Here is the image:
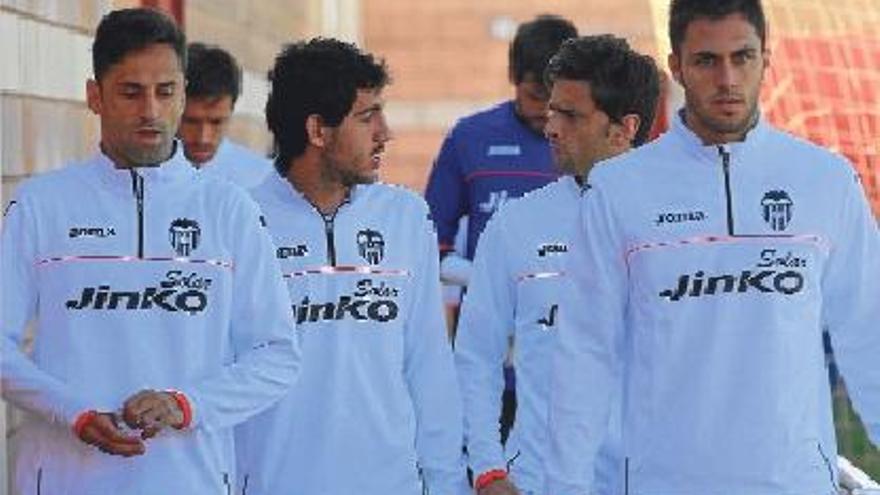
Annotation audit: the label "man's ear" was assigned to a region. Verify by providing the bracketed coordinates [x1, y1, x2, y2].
[305, 114, 328, 148]
[611, 114, 641, 149]
[86, 79, 101, 115]
[668, 52, 683, 86]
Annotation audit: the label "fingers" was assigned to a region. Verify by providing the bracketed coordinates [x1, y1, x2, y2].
[78, 413, 146, 457]
[122, 389, 156, 429]
[122, 390, 185, 435]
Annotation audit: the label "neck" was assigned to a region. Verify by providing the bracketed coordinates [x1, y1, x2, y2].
[286, 154, 350, 215]
[683, 108, 758, 145]
[101, 141, 174, 170]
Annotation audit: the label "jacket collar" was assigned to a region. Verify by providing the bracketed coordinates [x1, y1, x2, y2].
[92, 141, 196, 194]
[669, 108, 771, 165]
[266, 171, 362, 217]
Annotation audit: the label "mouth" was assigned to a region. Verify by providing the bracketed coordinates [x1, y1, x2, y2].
[370, 147, 385, 168]
[135, 128, 164, 143]
[712, 96, 746, 112]
[187, 147, 216, 163]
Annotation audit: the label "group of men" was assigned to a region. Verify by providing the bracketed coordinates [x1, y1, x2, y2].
[2, 1, 878, 495]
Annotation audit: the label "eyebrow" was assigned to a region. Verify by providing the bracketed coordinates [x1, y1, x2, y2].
[353, 103, 383, 116]
[692, 44, 758, 57]
[548, 102, 577, 114]
[116, 80, 179, 88]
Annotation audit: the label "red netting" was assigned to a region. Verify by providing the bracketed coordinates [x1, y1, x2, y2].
[761, 1, 879, 217]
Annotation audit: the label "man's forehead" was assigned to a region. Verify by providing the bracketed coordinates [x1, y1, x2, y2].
[185, 94, 233, 110]
[551, 79, 595, 106]
[352, 88, 384, 109]
[101, 44, 184, 83]
[680, 14, 762, 53]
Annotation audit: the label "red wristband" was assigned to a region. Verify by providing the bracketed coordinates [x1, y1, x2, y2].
[72, 410, 98, 438]
[474, 469, 507, 490]
[166, 390, 192, 429]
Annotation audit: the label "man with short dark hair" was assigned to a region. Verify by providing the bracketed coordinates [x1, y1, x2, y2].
[424, 13, 577, 448]
[548, 0, 880, 493]
[235, 38, 465, 495]
[179, 42, 272, 187]
[1, 9, 299, 494]
[456, 35, 660, 495]
[424, 14, 577, 286]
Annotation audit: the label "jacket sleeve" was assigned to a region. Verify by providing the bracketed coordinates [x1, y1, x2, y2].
[403, 201, 468, 493]
[822, 168, 880, 445]
[425, 126, 467, 254]
[1, 191, 93, 426]
[454, 211, 515, 477]
[182, 192, 301, 431]
[546, 182, 626, 494]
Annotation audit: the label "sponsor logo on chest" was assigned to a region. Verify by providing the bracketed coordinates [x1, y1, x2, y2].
[66, 270, 214, 314]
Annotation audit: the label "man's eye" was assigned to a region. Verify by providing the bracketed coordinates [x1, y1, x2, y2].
[733, 52, 756, 64]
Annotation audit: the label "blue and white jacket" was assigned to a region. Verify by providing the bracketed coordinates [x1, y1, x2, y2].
[424, 100, 558, 259]
[547, 113, 880, 495]
[1, 146, 300, 495]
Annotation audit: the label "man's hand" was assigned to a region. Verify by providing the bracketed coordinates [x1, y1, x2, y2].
[122, 389, 185, 439]
[76, 412, 146, 457]
[477, 477, 520, 495]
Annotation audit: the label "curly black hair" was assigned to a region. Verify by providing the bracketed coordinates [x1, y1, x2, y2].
[265, 38, 389, 175]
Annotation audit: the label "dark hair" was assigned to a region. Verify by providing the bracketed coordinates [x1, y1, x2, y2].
[509, 14, 578, 85]
[185, 42, 242, 104]
[545, 35, 661, 146]
[266, 38, 389, 175]
[669, 0, 766, 54]
[92, 8, 186, 81]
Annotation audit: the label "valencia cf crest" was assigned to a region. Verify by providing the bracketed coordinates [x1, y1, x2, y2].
[760, 190, 793, 231]
[169, 218, 201, 256]
[357, 229, 385, 265]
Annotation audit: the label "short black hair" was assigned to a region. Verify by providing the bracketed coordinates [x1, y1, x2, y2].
[92, 8, 186, 81]
[669, 0, 767, 54]
[185, 42, 242, 104]
[266, 38, 389, 175]
[509, 14, 578, 85]
[545, 35, 661, 146]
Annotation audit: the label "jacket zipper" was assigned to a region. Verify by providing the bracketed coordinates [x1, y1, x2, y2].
[323, 214, 337, 266]
[221, 472, 232, 495]
[36, 467, 42, 495]
[130, 169, 145, 258]
[624, 457, 630, 495]
[717, 146, 734, 235]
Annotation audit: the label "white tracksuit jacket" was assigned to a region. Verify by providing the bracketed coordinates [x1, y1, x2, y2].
[236, 173, 465, 494]
[1, 147, 300, 495]
[547, 113, 880, 495]
[455, 176, 620, 494]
